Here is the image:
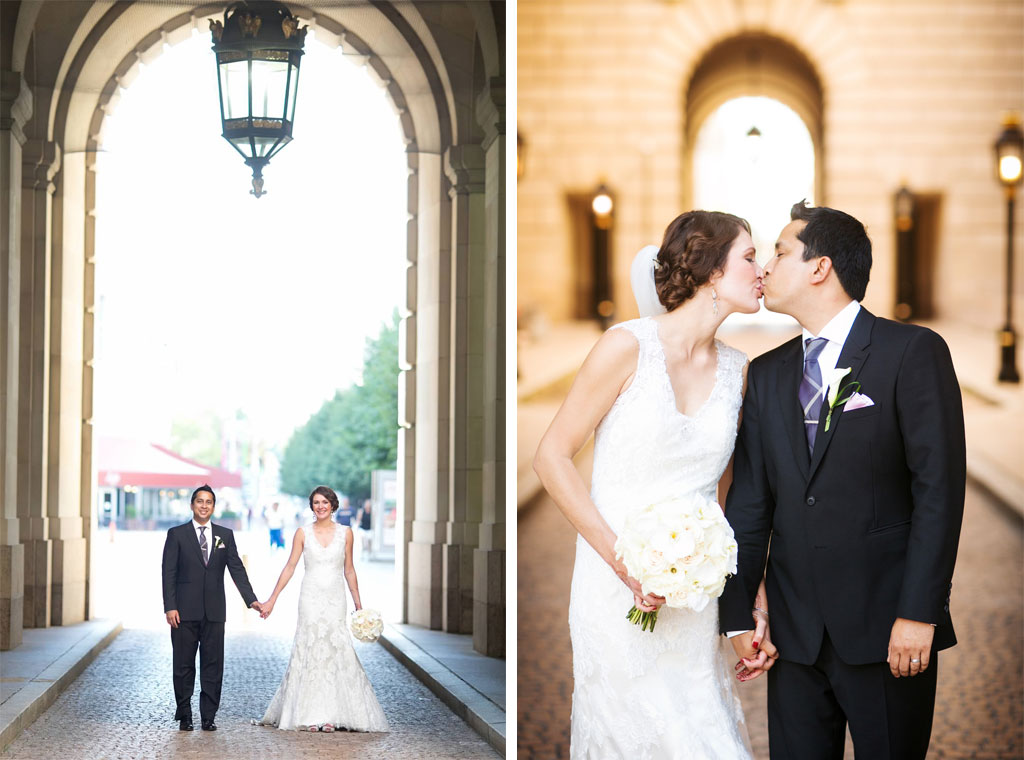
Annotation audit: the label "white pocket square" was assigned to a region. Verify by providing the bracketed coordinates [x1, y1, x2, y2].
[844, 392, 874, 411]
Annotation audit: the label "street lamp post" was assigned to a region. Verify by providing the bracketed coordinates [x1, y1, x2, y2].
[994, 115, 1023, 383]
[894, 185, 916, 322]
[210, 1, 307, 198]
[591, 183, 615, 327]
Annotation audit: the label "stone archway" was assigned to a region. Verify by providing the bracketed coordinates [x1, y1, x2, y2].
[684, 33, 824, 212]
[1, 0, 504, 657]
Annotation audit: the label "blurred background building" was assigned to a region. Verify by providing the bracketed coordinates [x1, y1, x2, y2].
[518, 0, 1022, 333]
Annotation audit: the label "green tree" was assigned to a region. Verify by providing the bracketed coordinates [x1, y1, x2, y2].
[280, 312, 399, 501]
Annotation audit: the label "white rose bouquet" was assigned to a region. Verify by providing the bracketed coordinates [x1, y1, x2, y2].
[614, 493, 738, 632]
[350, 609, 384, 643]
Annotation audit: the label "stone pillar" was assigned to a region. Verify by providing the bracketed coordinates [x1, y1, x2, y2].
[406, 151, 451, 629]
[0, 70, 32, 649]
[18, 138, 59, 628]
[397, 154, 418, 625]
[473, 78, 505, 657]
[442, 144, 486, 634]
[46, 149, 87, 627]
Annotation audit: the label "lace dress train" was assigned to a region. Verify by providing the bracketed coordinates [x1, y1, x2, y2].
[260, 524, 389, 732]
[568, 317, 753, 759]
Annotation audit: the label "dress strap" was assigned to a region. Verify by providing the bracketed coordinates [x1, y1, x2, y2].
[608, 318, 657, 390]
[716, 342, 749, 400]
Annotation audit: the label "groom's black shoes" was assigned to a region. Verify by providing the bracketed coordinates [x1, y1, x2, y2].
[178, 718, 194, 731]
[201, 720, 217, 731]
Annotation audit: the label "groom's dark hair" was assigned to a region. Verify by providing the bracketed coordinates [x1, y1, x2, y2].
[190, 484, 215, 505]
[790, 200, 872, 301]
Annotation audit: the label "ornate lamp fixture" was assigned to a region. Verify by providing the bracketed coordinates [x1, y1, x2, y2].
[210, 1, 307, 198]
[994, 114, 1023, 382]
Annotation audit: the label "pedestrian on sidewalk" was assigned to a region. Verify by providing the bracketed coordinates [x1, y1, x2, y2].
[264, 502, 285, 550]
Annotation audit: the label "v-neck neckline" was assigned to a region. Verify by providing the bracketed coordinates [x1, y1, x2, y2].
[310, 522, 338, 550]
[650, 318, 723, 420]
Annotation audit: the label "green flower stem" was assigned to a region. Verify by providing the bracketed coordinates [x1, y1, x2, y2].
[824, 380, 861, 432]
[625, 605, 659, 632]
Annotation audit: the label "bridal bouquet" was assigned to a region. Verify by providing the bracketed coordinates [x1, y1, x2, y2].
[350, 609, 384, 643]
[614, 493, 738, 632]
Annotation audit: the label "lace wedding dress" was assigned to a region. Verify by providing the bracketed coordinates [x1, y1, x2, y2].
[260, 523, 389, 731]
[568, 317, 753, 759]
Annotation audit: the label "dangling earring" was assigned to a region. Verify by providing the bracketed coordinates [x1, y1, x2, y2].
[711, 287, 719, 316]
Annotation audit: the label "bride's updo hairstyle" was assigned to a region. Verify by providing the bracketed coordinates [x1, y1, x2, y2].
[309, 485, 340, 513]
[653, 210, 751, 312]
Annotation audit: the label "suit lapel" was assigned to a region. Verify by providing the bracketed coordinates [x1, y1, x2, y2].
[808, 308, 875, 480]
[777, 338, 810, 480]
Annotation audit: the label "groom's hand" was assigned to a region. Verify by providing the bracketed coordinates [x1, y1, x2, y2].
[887, 617, 934, 678]
[250, 600, 264, 614]
[165, 610, 180, 628]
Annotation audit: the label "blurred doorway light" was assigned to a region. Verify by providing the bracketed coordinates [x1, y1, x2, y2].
[693, 96, 815, 326]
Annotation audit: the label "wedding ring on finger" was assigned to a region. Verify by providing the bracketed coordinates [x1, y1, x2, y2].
[910, 658, 921, 664]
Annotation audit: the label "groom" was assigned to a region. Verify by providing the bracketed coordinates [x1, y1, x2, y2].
[721, 202, 965, 759]
[162, 484, 263, 731]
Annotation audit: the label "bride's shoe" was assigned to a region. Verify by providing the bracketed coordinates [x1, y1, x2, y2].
[321, 723, 336, 733]
[306, 725, 319, 732]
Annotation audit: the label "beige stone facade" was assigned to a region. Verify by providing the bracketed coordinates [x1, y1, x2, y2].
[0, 1, 504, 657]
[517, 0, 1024, 330]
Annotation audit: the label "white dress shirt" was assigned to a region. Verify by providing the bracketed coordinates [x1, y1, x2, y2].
[725, 300, 861, 638]
[802, 300, 861, 399]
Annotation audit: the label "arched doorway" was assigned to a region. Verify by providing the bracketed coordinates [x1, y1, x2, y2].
[1, 1, 504, 657]
[685, 33, 824, 325]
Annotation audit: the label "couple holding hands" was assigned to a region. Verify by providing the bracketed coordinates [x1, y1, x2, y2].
[161, 484, 388, 734]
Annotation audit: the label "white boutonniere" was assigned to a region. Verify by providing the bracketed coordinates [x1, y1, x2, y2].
[824, 367, 861, 432]
[213, 536, 225, 550]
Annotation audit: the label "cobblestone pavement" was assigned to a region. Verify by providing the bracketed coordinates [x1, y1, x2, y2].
[3, 628, 498, 759]
[518, 466, 1023, 760]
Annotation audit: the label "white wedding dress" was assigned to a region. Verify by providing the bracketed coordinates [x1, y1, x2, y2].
[260, 523, 389, 731]
[568, 317, 753, 759]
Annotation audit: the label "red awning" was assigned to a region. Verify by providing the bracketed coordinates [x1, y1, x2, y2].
[96, 436, 242, 489]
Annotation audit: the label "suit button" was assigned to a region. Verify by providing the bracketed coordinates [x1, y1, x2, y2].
[944, 605, 949, 612]
[806, 496, 816, 506]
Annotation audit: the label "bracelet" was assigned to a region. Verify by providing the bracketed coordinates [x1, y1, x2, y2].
[752, 607, 769, 619]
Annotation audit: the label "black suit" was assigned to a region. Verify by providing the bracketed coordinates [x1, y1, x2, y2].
[161, 521, 257, 723]
[720, 308, 965, 759]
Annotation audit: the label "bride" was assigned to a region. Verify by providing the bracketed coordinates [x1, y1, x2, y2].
[534, 211, 777, 759]
[255, 486, 388, 732]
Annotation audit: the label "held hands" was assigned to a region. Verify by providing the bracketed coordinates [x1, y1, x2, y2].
[887, 617, 934, 678]
[730, 608, 779, 682]
[165, 610, 180, 628]
[257, 598, 275, 619]
[250, 600, 265, 615]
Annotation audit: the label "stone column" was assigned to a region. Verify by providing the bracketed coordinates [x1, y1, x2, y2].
[19, 138, 59, 628]
[397, 154, 418, 624]
[46, 149, 87, 627]
[0, 70, 32, 649]
[442, 144, 486, 634]
[406, 151, 451, 629]
[473, 78, 505, 657]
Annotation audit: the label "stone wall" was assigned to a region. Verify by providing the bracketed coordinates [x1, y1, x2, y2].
[518, 0, 1024, 329]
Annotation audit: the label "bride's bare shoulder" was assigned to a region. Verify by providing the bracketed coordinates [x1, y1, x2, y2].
[588, 321, 641, 363]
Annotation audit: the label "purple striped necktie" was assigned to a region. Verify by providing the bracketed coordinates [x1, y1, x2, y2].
[798, 337, 828, 452]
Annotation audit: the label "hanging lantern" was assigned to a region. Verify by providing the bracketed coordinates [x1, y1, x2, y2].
[210, 1, 307, 197]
